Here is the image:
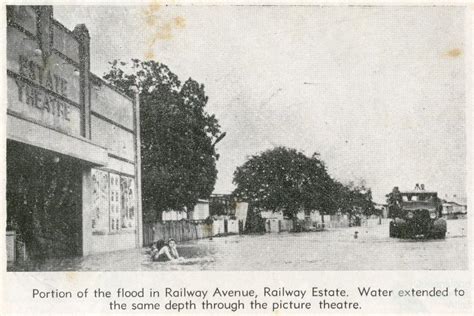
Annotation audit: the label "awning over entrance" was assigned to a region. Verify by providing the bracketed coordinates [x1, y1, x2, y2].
[7, 114, 108, 166]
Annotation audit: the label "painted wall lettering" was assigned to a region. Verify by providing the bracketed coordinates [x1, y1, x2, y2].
[19, 55, 68, 97]
[15, 79, 71, 121]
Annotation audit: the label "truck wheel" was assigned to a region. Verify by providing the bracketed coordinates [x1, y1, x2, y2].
[432, 219, 447, 239]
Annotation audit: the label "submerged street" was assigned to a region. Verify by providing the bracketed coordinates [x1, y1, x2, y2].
[11, 219, 467, 271]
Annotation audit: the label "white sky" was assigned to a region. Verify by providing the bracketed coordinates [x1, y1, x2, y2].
[54, 5, 467, 203]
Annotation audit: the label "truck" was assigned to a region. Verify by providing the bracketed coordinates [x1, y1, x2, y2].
[387, 185, 446, 239]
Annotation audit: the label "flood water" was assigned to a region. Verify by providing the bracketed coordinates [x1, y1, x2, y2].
[9, 219, 468, 271]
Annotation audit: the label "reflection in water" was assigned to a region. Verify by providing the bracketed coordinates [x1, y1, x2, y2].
[9, 219, 468, 271]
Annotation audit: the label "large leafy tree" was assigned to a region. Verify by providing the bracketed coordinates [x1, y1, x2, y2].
[339, 181, 376, 217]
[232, 147, 338, 219]
[300, 153, 340, 219]
[233, 147, 375, 222]
[104, 59, 224, 221]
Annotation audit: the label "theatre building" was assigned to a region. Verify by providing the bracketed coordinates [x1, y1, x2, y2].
[6, 6, 143, 262]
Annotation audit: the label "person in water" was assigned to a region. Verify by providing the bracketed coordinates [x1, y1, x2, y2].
[151, 239, 183, 262]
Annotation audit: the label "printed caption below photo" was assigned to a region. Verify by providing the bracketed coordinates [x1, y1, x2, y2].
[31, 286, 467, 312]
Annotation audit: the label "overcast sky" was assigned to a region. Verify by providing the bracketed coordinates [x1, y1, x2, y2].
[55, 5, 466, 203]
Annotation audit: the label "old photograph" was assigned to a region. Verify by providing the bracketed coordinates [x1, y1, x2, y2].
[5, 4, 467, 271]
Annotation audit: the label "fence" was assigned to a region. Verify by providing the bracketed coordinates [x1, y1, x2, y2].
[143, 221, 213, 246]
[143, 219, 242, 246]
[324, 219, 350, 229]
[265, 219, 318, 233]
[361, 217, 388, 227]
[280, 219, 294, 232]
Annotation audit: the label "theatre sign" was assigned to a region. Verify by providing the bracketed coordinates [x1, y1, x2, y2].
[9, 54, 79, 134]
[6, 6, 143, 262]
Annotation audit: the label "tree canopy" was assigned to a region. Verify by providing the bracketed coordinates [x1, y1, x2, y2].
[233, 147, 336, 218]
[337, 181, 376, 217]
[104, 59, 224, 221]
[232, 147, 374, 219]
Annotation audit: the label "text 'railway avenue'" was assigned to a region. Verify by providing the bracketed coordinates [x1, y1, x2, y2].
[162, 287, 348, 299]
[165, 288, 256, 299]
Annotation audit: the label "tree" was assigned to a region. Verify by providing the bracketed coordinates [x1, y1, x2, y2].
[335, 180, 376, 221]
[243, 204, 267, 234]
[233, 147, 376, 228]
[301, 154, 340, 221]
[359, 187, 376, 216]
[104, 59, 224, 221]
[232, 147, 338, 219]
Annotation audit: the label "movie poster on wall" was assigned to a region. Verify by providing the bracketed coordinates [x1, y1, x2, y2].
[91, 168, 109, 234]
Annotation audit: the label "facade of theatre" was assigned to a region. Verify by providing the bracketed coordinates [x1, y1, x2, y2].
[6, 6, 143, 260]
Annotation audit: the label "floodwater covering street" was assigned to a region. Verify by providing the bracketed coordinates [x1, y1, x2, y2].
[11, 219, 468, 271]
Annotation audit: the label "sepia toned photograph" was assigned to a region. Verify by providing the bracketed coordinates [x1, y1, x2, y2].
[5, 4, 467, 272]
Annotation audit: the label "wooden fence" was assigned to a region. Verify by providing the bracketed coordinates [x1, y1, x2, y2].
[143, 221, 214, 246]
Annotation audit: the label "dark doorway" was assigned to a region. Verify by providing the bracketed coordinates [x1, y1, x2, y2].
[7, 140, 83, 259]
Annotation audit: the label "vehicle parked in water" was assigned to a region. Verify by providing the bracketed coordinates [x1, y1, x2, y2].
[387, 185, 446, 239]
